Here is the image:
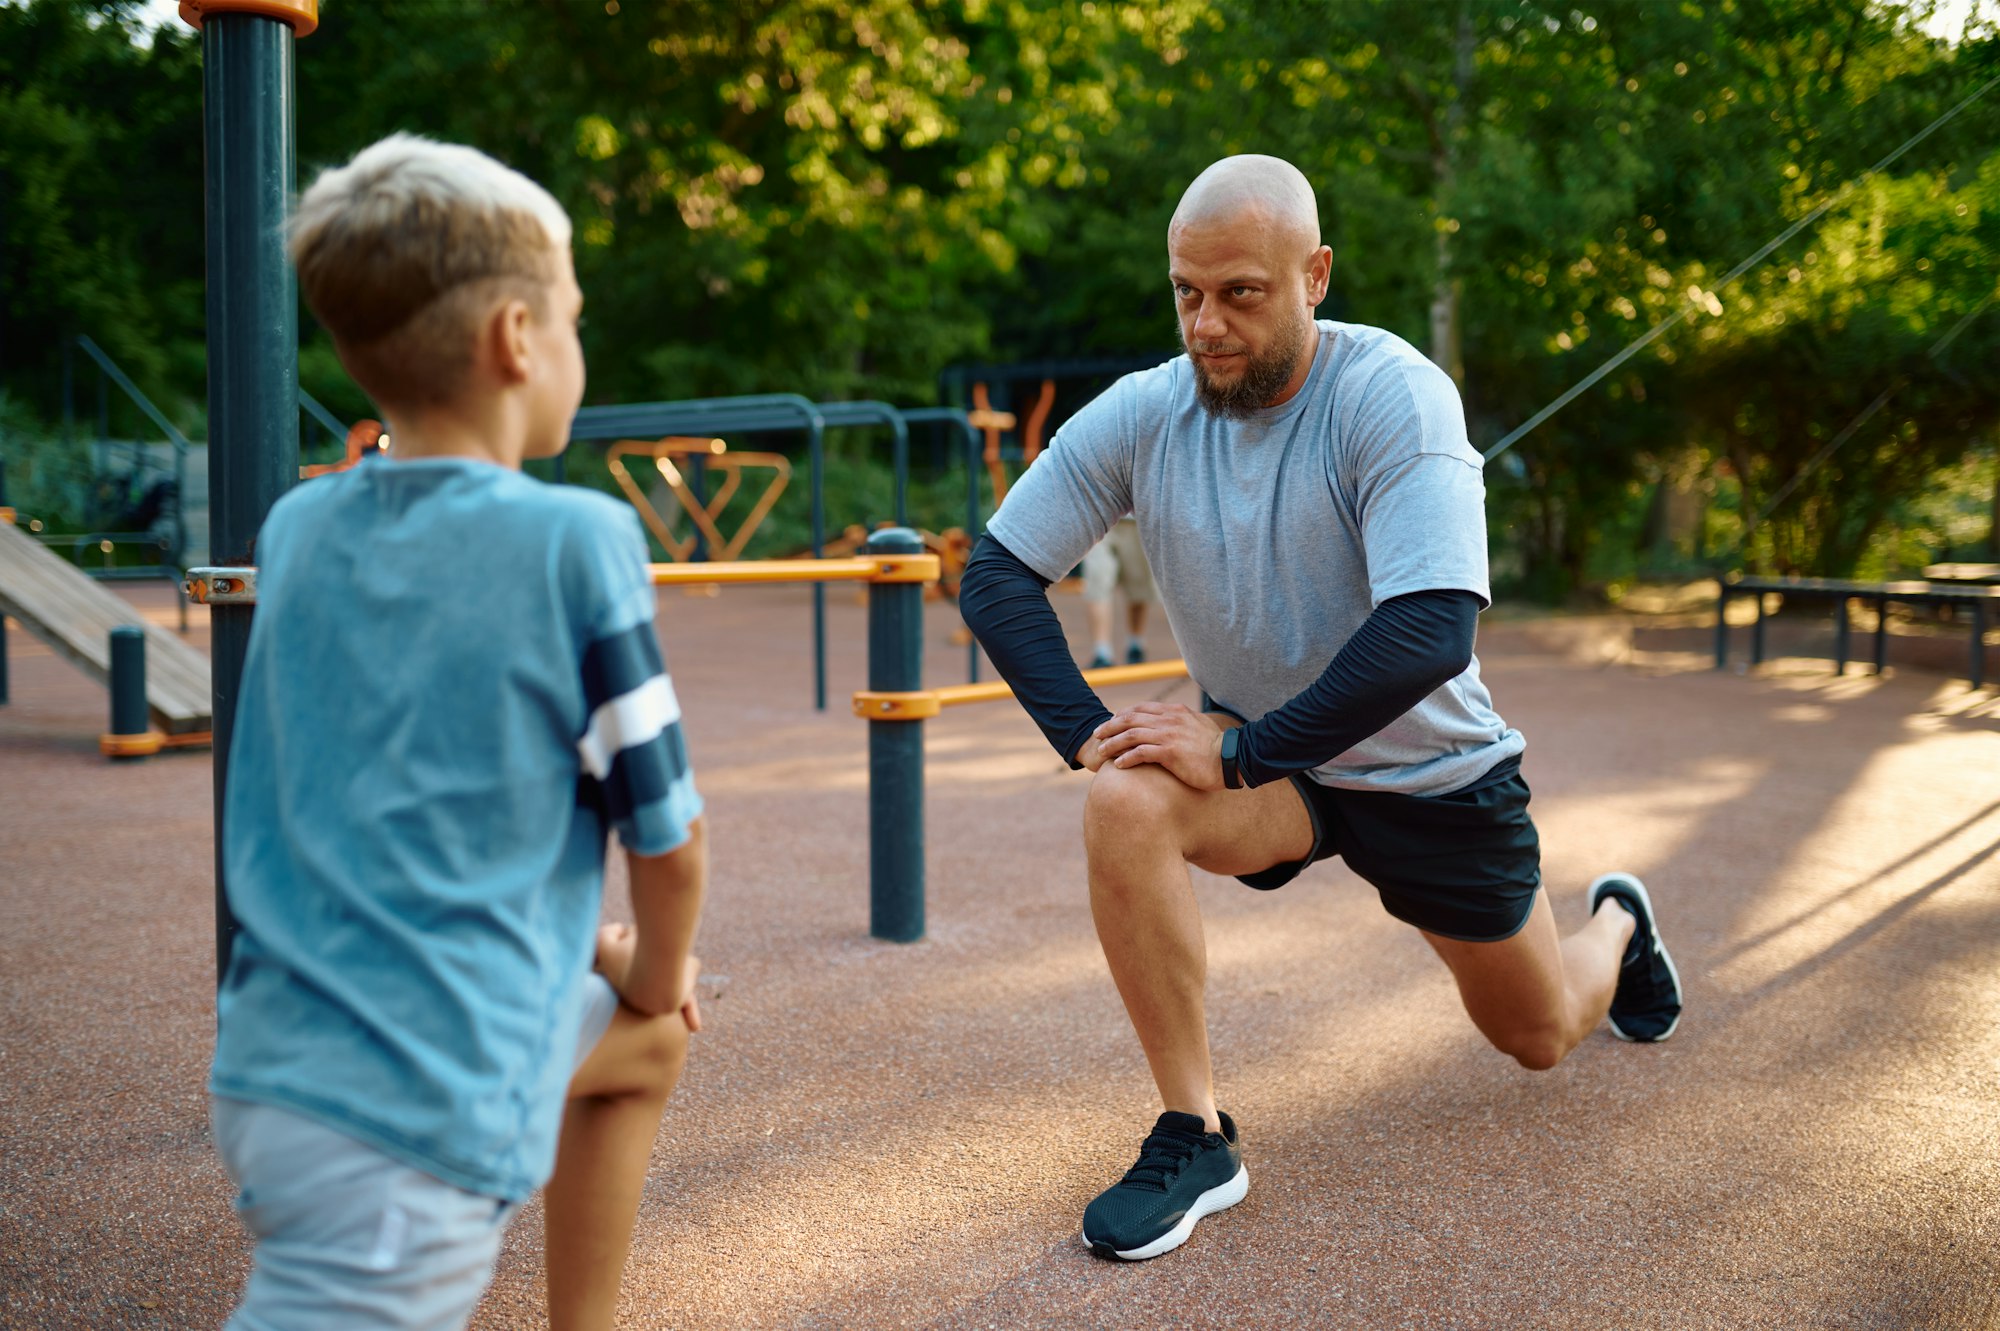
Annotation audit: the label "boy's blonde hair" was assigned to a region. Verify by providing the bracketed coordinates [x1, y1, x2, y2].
[290, 134, 573, 409]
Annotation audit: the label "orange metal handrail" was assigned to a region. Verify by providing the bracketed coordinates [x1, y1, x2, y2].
[853, 658, 1190, 720]
[650, 555, 937, 587]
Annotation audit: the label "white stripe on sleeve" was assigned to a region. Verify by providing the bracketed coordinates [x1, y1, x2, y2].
[577, 675, 682, 780]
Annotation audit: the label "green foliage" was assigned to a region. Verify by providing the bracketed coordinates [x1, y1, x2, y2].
[0, 2, 204, 429]
[1, 0, 1996, 599]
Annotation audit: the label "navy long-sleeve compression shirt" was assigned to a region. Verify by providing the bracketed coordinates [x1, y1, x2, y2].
[957, 534, 1479, 786]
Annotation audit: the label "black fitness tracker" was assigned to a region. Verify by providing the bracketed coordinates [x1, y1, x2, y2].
[1219, 726, 1243, 789]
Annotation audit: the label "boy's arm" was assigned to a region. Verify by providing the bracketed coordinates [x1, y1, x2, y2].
[610, 818, 708, 1020]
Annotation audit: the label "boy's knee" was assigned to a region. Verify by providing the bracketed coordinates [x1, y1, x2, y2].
[622, 1010, 690, 1098]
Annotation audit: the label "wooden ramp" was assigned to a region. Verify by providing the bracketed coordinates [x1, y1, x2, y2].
[0, 519, 211, 734]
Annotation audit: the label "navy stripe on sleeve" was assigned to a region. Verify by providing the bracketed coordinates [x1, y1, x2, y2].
[581, 621, 668, 714]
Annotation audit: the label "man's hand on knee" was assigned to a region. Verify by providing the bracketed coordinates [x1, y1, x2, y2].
[1093, 702, 1229, 792]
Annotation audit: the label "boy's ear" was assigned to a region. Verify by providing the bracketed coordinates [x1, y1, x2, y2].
[488, 297, 535, 385]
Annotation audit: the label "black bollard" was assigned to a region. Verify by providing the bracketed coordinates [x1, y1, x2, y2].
[865, 527, 925, 942]
[103, 626, 159, 760]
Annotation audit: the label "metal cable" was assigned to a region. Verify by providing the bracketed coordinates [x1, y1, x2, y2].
[1483, 69, 2000, 463]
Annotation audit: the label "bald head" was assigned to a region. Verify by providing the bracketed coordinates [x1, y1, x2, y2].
[1169, 154, 1320, 249]
[1166, 155, 1331, 417]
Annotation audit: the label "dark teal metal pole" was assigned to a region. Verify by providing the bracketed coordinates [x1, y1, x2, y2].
[811, 423, 827, 710]
[199, 10, 300, 982]
[108, 626, 150, 751]
[865, 527, 924, 942]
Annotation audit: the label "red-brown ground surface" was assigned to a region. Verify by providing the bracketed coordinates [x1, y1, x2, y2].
[2, 583, 1997, 1329]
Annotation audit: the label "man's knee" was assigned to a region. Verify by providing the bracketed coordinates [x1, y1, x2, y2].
[1488, 1020, 1574, 1072]
[1084, 763, 1192, 858]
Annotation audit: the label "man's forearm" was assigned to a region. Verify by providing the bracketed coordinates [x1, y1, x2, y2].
[958, 535, 1112, 766]
[1236, 590, 1479, 787]
[619, 817, 707, 1015]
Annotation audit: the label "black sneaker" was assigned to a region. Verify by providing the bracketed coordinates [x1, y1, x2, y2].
[1088, 649, 1114, 670]
[1589, 873, 1683, 1042]
[1125, 642, 1146, 665]
[1081, 1111, 1247, 1260]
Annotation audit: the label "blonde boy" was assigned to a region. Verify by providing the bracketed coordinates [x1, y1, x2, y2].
[209, 135, 705, 1331]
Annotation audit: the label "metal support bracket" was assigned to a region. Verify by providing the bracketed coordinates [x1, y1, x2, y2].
[186, 567, 258, 605]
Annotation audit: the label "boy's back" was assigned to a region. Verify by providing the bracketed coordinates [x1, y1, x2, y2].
[211, 459, 697, 1200]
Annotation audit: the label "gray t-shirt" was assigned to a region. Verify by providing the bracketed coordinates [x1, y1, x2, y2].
[987, 319, 1524, 796]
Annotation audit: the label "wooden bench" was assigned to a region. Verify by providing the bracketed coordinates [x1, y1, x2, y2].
[1714, 576, 2000, 689]
[0, 517, 211, 732]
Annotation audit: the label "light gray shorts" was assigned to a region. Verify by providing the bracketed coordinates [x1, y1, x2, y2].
[213, 974, 619, 1331]
[1080, 521, 1155, 605]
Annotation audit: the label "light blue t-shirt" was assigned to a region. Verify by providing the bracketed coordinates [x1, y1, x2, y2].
[988, 320, 1523, 796]
[209, 458, 701, 1201]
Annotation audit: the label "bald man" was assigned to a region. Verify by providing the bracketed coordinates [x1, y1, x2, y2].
[957, 155, 1682, 1261]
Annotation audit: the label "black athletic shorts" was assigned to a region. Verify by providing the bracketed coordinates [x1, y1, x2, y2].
[1236, 755, 1542, 943]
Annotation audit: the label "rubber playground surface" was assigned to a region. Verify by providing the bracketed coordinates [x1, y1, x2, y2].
[3, 583, 1998, 1329]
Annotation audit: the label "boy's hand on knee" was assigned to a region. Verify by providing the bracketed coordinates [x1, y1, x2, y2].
[675, 957, 703, 1034]
[595, 924, 701, 1032]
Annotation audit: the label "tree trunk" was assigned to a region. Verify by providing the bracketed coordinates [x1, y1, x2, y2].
[1427, 3, 1472, 386]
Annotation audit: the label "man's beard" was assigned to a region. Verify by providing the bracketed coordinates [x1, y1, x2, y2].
[1180, 313, 1311, 419]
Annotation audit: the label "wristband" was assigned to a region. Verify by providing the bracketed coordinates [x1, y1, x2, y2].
[1219, 726, 1243, 789]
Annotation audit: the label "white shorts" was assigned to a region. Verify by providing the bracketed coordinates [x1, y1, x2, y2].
[1080, 521, 1155, 605]
[213, 975, 619, 1331]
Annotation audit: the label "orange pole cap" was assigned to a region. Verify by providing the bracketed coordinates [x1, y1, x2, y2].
[851, 691, 942, 722]
[179, 0, 318, 37]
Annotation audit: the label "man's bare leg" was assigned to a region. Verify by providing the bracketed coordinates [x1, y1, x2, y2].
[544, 1006, 689, 1331]
[1082, 762, 1313, 1130]
[1422, 889, 1635, 1070]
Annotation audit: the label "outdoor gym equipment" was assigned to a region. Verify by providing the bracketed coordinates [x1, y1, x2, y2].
[1715, 575, 2000, 688]
[605, 437, 792, 565]
[185, 535, 1197, 944]
[572, 395, 992, 705]
[189, 531, 943, 942]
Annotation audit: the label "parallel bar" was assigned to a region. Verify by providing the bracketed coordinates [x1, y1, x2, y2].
[188, 557, 940, 604]
[1751, 593, 1768, 666]
[651, 556, 938, 586]
[857, 658, 1193, 718]
[938, 658, 1189, 708]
